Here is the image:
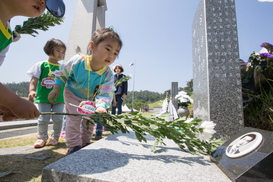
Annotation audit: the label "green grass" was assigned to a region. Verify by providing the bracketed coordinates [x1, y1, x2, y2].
[0, 130, 111, 182]
[148, 100, 163, 109]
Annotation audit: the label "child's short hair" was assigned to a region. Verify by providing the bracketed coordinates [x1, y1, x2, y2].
[87, 27, 122, 55]
[44, 38, 66, 56]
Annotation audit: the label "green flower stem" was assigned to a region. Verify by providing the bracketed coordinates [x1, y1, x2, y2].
[40, 112, 222, 154]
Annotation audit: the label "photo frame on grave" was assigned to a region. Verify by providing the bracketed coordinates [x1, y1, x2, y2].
[210, 127, 273, 182]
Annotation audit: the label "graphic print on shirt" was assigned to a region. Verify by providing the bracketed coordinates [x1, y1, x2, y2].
[41, 70, 59, 89]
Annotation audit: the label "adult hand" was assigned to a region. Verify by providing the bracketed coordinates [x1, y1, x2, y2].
[9, 98, 40, 120]
[113, 101, 117, 107]
[122, 94, 126, 100]
[0, 105, 18, 121]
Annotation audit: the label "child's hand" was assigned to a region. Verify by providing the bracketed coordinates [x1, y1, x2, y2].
[9, 98, 40, 120]
[48, 90, 59, 103]
[28, 91, 37, 103]
[96, 106, 107, 113]
[48, 85, 61, 103]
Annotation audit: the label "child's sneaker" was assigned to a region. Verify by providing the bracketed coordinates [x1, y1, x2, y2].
[82, 143, 91, 148]
[66, 146, 81, 156]
[60, 131, 66, 138]
[47, 136, 59, 146]
[34, 139, 47, 148]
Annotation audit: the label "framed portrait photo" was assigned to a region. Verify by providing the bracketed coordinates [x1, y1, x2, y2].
[226, 132, 263, 158]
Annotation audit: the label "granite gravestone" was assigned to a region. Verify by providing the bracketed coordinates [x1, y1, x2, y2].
[171, 82, 178, 110]
[193, 1, 273, 181]
[192, 0, 243, 140]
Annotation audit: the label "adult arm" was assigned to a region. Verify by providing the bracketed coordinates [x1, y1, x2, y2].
[0, 46, 9, 67]
[122, 74, 128, 100]
[0, 83, 40, 120]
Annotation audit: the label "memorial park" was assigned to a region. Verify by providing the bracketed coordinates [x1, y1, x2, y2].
[1, 0, 273, 181]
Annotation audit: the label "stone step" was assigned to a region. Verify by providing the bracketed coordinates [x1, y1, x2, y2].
[42, 130, 230, 182]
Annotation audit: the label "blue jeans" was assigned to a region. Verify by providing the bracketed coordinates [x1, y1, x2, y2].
[111, 95, 123, 115]
[37, 102, 64, 140]
[96, 122, 103, 132]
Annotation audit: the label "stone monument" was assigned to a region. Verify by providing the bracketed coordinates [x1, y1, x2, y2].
[171, 82, 178, 110]
[64, 0, 107, 62]
[193, 1, 273, 181]
[192, 0, 243, 140]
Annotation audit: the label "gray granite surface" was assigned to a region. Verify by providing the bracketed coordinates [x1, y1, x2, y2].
[42, 131, 230, 182]
[192, 0, 244, 140]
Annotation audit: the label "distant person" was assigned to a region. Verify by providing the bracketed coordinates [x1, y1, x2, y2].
[48, 27, 123, 155]
[0, 0, 65, 121]
[111, 64, 128, 115]
[27, 38, 66, 148]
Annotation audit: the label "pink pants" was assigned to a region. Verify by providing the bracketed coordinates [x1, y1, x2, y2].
[64, 86, 94, 149]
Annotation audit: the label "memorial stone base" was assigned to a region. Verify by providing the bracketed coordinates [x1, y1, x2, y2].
[211, 127, 273, 182]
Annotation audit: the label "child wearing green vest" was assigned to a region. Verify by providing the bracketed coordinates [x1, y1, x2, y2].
[0, 0, 65, 121]
[27, 38, 66, 148]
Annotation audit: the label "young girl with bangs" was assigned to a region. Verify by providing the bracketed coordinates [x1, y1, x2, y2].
[48, 27, 122, 155]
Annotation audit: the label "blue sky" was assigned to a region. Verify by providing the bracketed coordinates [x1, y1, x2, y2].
[1, 0, 273, 94]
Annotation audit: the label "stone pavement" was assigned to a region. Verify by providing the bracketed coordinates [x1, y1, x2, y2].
[0, 145, 51, 156]
[0, 119, 52, 155]
[0, 119, 43, 130]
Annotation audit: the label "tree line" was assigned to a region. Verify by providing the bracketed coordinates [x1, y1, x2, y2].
[3, 82, 30, 97]
[3, 79, 193, 110]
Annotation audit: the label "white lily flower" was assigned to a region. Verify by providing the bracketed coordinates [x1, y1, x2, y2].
[198, 121, 216, 143]
[175, 91, 187, 98]
[175, 91, 193, 103]
[178, 97, 188, 103]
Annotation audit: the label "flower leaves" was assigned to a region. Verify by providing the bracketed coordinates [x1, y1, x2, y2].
[44, 111, 221, 155]
[80, 112, 221, 155]
[114, 74, 132, 86]
[14, 12, 63, 37]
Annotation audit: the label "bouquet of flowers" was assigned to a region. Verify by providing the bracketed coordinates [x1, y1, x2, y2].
[42, 111, 221, 155]
[175, 91, 193, 108]
[241, 42, 273, 87]
[114, 74, 132, 86]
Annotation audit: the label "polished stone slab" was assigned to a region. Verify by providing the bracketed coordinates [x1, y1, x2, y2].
[211, 127, 273, 182]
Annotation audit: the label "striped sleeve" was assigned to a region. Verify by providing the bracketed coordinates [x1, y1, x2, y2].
[55, 55, 82, 86]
